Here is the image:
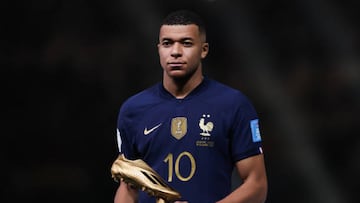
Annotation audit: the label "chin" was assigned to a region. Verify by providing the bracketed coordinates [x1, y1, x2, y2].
[167, 70, 187, 77]
[169, 74, 193, 83]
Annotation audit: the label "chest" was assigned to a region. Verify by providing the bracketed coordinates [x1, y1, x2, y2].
[131, 100, 233, 158]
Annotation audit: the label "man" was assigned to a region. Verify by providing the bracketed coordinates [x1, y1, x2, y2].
[113, 10, 267, 203]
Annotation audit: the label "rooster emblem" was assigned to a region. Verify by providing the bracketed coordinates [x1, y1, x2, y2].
[199, 114, 214, 136]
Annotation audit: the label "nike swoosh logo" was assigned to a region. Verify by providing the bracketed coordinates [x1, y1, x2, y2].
[144, 123, 162, 135]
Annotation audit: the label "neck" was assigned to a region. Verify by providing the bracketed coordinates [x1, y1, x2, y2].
[163, 73, 203, 99]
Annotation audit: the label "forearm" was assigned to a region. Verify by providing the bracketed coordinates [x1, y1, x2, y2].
[217, 155, 268, 203]
[216, 179, 267, 203]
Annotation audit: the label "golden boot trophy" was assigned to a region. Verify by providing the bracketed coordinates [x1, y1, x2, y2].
[111, 154, 181, 203]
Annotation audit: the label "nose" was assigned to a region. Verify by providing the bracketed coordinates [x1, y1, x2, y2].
[171, 42, 182, 58]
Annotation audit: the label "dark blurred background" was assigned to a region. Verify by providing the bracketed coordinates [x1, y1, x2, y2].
[2, 0, 359, 202]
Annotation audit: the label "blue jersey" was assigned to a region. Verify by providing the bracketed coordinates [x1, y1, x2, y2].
[116, 77, 263, 203]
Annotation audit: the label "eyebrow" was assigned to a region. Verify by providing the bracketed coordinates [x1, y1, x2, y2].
[161, 37, 194, 42]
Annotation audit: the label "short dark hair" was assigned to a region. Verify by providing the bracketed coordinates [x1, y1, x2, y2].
[161, 10, 206, 37]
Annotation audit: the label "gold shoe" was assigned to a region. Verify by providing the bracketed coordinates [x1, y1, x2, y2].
[111, 154, 181, 202]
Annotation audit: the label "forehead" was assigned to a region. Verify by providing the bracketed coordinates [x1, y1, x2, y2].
[159, 24, 201, 40]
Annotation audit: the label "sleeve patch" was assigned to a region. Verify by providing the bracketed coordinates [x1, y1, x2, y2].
[250, 119, 262, 142]
[116, 129, 122, 152]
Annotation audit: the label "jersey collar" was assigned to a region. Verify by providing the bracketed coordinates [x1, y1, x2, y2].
[158, 76, 210, 100]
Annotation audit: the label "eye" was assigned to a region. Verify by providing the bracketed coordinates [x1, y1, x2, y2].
[182, 41, 193, 47]
[162, 40, 172, 47]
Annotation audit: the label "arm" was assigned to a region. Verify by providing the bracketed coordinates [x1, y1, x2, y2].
[217, 154, 268, 203]
[114, 180, 139, 203]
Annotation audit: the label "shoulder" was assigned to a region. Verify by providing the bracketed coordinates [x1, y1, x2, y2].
[119, 83, 161, 116]
[206, 78, 253, 106]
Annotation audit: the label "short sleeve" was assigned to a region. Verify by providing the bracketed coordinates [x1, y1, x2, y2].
[116, 108, 136, 159]
[231, 94, 263, 162]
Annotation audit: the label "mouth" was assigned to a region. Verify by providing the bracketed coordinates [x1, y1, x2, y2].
[168, 62, 185, 69]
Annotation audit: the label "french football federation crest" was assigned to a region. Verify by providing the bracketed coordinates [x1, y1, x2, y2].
[171, 117, 187, 140]
[199, 114, 214, 136]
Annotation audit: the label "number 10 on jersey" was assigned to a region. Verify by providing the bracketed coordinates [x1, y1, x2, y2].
[164, 151, 196, 182]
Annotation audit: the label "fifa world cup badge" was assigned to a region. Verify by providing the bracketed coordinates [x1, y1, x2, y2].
[171, 117, 187, 140]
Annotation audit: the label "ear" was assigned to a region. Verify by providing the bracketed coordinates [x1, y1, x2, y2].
[201, 43, 209, 59]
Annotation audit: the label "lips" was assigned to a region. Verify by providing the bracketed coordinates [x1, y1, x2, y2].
[168, 61, 185, 65]
[168, 61, 185, 67]
[167, 61, 185, 69]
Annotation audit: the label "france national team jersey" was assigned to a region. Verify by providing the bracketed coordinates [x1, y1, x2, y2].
[116, 77, 263, 203]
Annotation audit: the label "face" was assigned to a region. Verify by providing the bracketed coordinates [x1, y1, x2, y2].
[158, 24, 209, 80]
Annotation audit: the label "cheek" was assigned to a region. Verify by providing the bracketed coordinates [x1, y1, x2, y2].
[158, 49, 168, 58]
[158, 52, 167, 67]
[187, 51, 202, 62]
[158, 50, 164, 59]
